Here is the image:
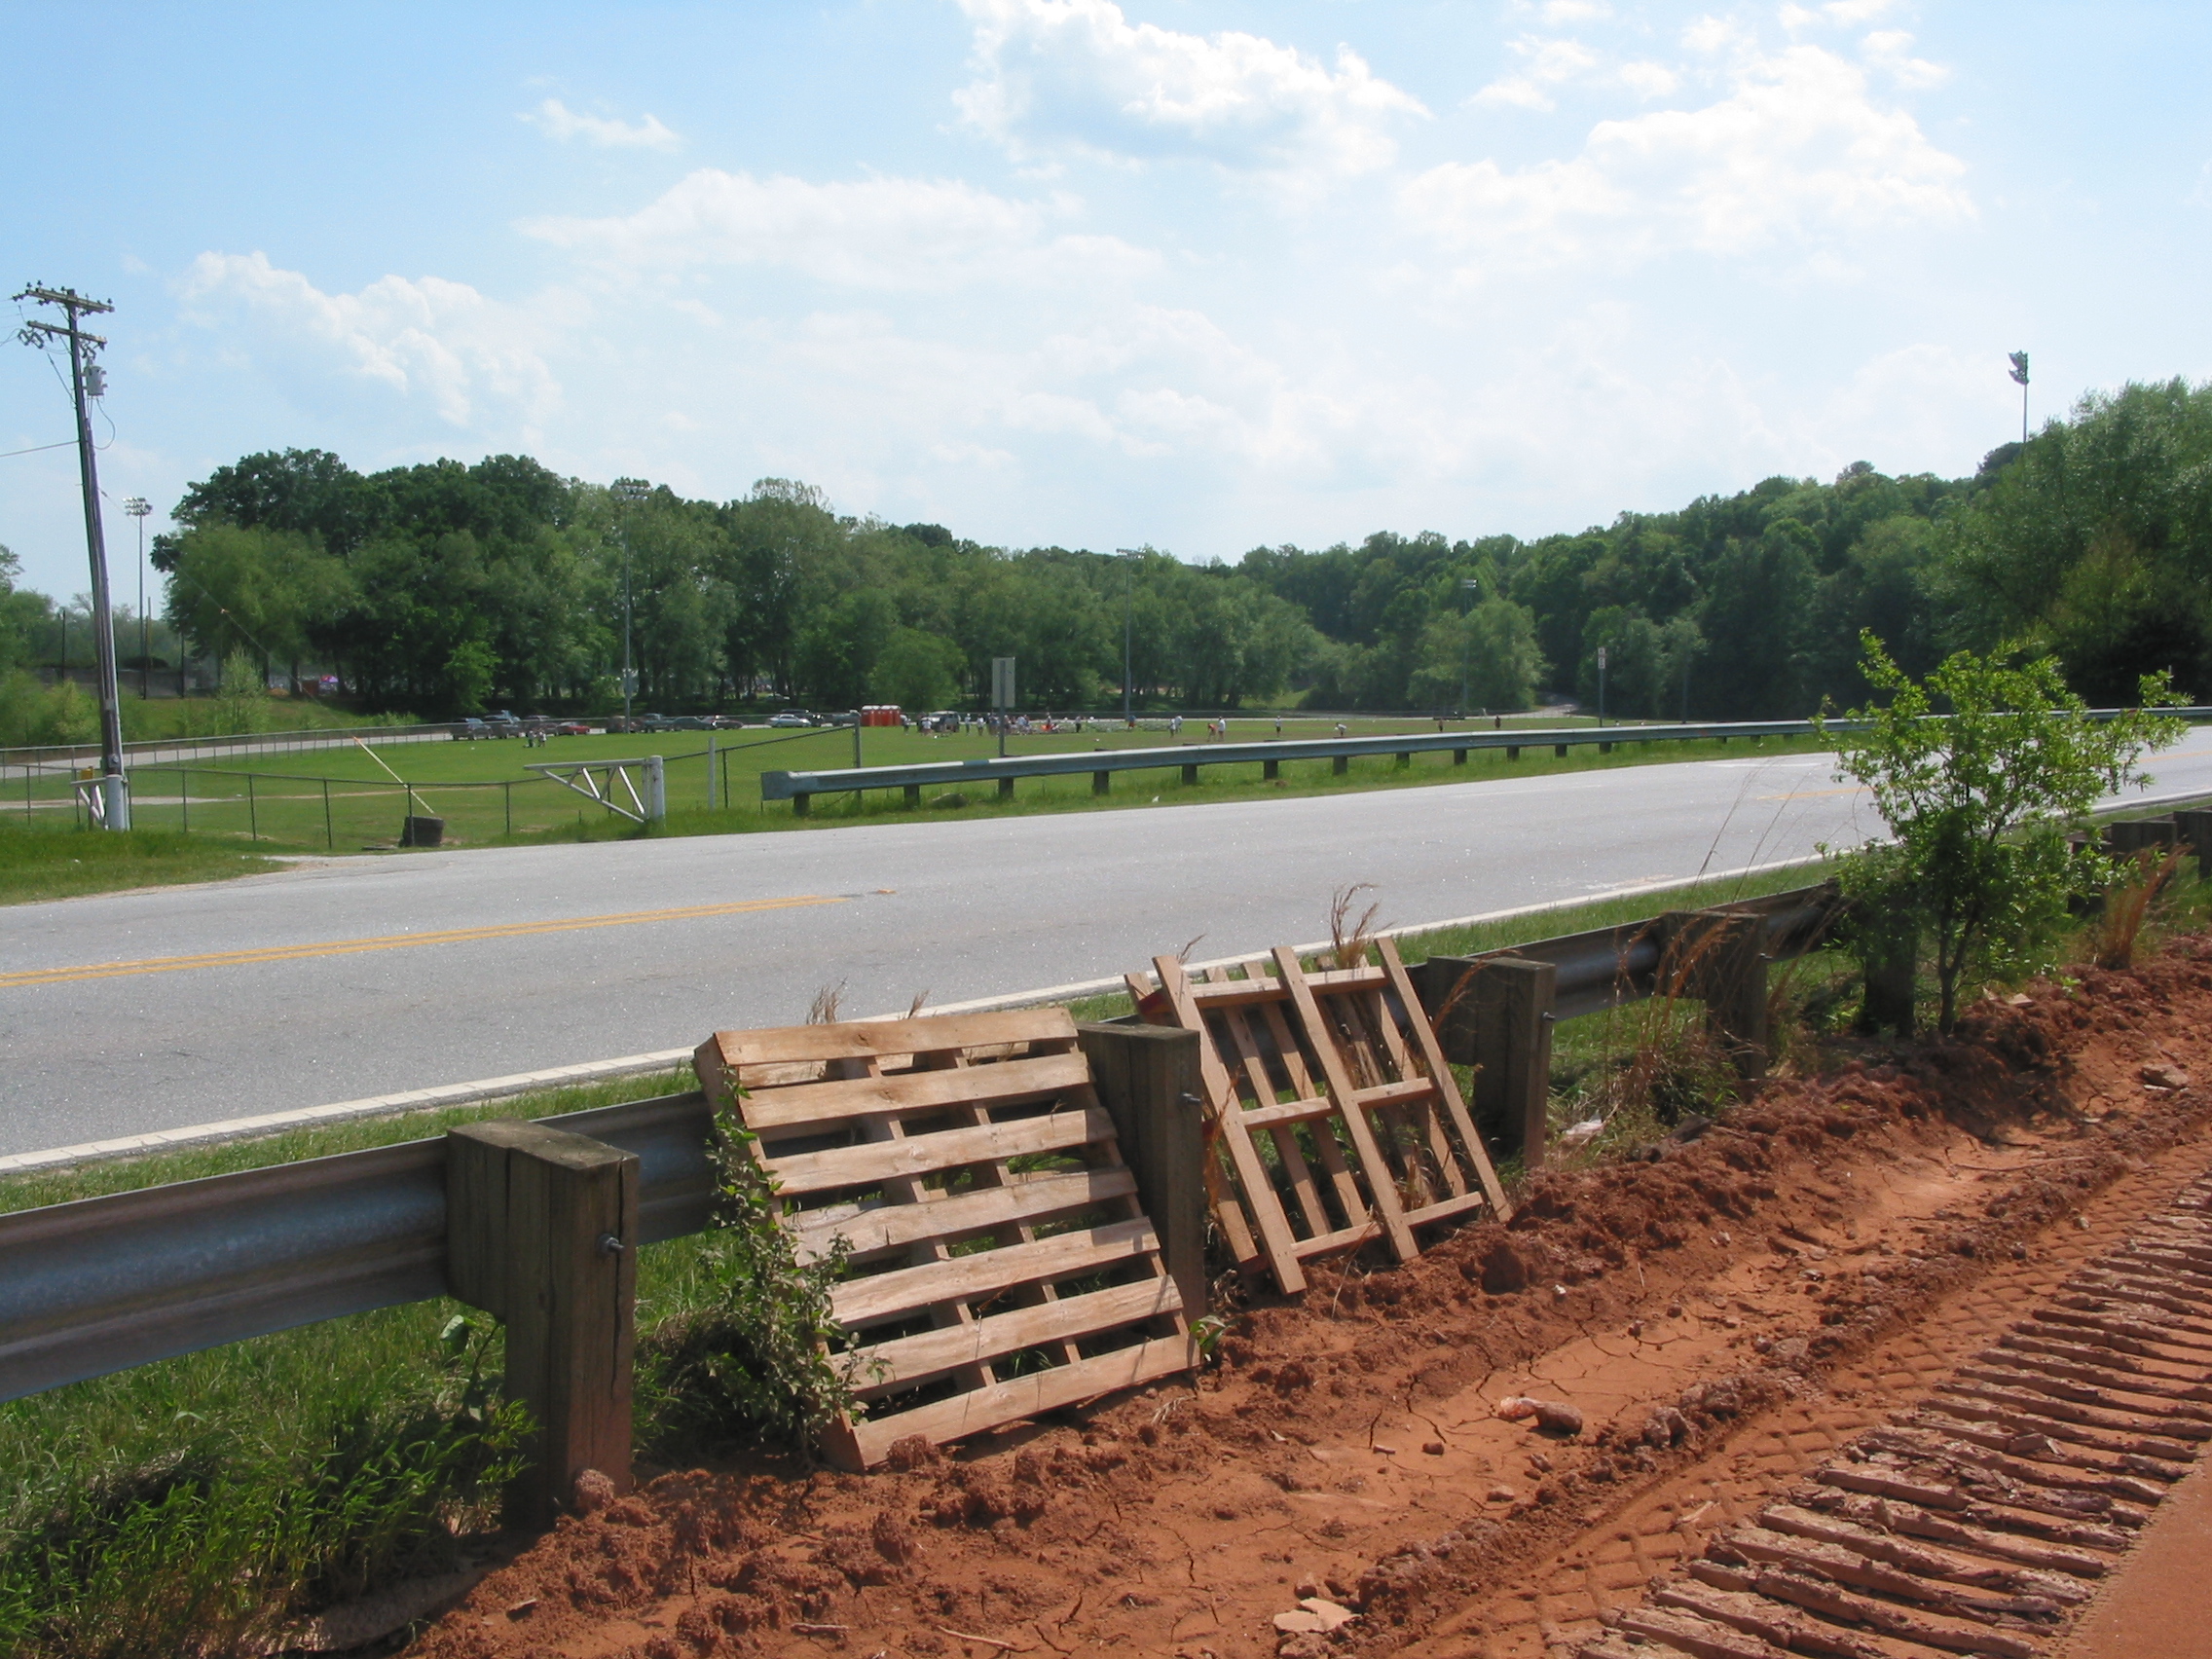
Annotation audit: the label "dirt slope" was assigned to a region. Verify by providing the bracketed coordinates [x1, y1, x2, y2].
[401, 938, 2212, 1659]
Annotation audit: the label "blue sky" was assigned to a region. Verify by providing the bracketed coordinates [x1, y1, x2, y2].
[5, 1, 2209, 601]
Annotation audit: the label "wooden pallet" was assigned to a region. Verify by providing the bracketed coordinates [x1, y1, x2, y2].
[1131, 937, 1508, 1296]
[694, 1009, 1194, 1470]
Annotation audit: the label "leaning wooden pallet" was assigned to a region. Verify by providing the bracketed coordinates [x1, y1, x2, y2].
[1131, 937, 1508, 1296]
[694, 1009, 1194, 1471]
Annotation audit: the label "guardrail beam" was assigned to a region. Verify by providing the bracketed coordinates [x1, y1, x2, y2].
[448, 1121, 639, 1525]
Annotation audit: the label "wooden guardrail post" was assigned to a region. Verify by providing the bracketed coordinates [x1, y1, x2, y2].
[1078, 1024, 1206, 1318]
[1418, 954, 1556, 1167]
[2178, 809, 2212, 880]
[447, 1121, 639, 1526]
[1662, 909, 1768, 1077]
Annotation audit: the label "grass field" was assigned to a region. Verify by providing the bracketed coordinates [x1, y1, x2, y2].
[5, 714, 1834, 868]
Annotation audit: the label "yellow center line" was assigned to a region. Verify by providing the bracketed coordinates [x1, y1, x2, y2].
[0, 895, 847, 989]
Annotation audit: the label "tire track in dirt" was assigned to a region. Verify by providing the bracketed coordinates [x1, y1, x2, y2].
[1551, 1167, 2212, 1659]
[1412, 1135, 2212, 1659]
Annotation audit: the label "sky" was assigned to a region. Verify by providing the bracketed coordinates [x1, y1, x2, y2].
[4, 0, 2210, 602]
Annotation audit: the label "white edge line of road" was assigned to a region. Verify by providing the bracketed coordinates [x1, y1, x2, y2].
[11, 783, 2203, 1179]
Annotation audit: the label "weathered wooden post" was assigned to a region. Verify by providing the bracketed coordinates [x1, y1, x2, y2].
[1419, 953, 1556, 1167]
[447, 1121, 639, 1525]
[1663, 908, 1769, 1077]
[2177, 809, 2212, 881]
[1857, 909, 1917, 1038]
[1078, 1024, 1206, 1318]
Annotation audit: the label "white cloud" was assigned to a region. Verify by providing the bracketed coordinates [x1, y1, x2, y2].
[1860, 30, 1949, 90]
[520, 98, 682, 152]
[1618, 60, 1682, 98]
[522, 168, 1157, 291]
[178, 252, 567, 426]
[1406, 43, 1971, 270]
[1471, 36, 1601, 112]
[953, 0, 1425, 183]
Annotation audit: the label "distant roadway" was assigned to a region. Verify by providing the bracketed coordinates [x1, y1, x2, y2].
[9, 738, 2212, 1159]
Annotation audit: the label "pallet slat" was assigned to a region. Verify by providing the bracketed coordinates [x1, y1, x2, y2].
[741, 1051, 1093, 1132]
[839, 1336, 1197, 1469]
[789, 1167, 1136, 1264]
[830, 1216, 1162, 1328]
[762, 1108, 1110, 1196]
[848, 1277, 1184, 1393]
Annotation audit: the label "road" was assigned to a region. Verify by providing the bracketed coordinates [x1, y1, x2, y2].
[9, 739, 2212, 1158]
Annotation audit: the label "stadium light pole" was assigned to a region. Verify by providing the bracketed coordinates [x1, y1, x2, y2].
[611, 477, 650, 729]
[124, 498, 151, 699]
[1115, 548, 1142, 724]
[2009, 351, 2030, 445]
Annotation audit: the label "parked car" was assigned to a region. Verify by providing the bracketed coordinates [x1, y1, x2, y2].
[455, 718, 492, 739]
[767, 711, 814, 727]
[554, 720, 594, 736]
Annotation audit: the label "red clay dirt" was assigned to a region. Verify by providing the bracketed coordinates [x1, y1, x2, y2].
[399, 938, 2212, 1659]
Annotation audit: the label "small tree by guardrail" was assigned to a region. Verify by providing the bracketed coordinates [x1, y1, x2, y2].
[1819, 632, 2186, 1033]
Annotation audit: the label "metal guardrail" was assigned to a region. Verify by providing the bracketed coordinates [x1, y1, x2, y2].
[759, 710, 2212, 807]
[0, 1089, 717, 1405]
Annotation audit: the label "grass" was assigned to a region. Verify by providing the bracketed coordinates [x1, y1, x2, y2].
[2, 718, 1837, 903]
[0, 819, 282, 904]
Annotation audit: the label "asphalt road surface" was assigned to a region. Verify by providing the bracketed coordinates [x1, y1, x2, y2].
[11, 739, 2212, 1158]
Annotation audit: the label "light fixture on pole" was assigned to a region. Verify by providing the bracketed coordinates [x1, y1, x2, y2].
[1115, 548, 1142, 724]
[124, 498, 151, 700]
[610, 477, 651, 730]
[2009, 351, 2030, 445]
[15, 282, 129, 828]
[1458, 577, 1480, 716]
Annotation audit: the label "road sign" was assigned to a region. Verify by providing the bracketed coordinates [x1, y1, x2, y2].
[991, 656, 1015, 711]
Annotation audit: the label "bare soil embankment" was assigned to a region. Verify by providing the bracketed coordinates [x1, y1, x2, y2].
[398, 936, 2212, 1659]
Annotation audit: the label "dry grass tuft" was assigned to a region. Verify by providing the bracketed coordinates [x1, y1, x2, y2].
[1327, 883, 1383, 970]
[2094, 845, 2188, 971]
[807, 981, 846, 1025]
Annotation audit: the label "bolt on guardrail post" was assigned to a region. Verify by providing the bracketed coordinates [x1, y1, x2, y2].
[446, 1121, 639, 1526]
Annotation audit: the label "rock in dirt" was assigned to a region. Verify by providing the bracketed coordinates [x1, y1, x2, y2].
[1495, 1396, 1585, 1435]
[1273, 1598, 1358, 1634]
[2143, 1062, 2192, 1090]
[571, 1469, 616, 1514]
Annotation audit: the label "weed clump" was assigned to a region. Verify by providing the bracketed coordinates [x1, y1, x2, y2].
[634, 1110, 860, 1459]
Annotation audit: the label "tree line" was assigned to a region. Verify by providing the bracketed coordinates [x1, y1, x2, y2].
[6, 376, 2204, 725]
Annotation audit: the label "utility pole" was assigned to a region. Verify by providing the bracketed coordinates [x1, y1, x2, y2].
[1596, 644, 1607, 728]
[1115, 548, 1141, 723]
[611, 478, 649, 730]
[125, 497, 151, 699]
[2009, 351, 2030, 445]
[16, 283, 128, 828]
[1457, 577, 1480, 715]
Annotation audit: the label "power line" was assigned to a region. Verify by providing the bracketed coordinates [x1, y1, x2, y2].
[0, 437, 77, 461]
